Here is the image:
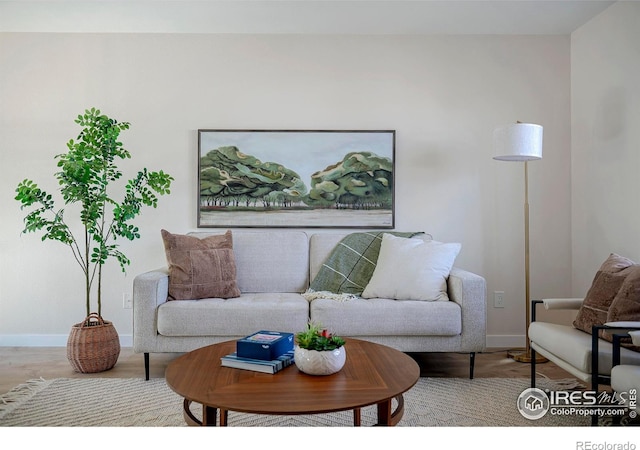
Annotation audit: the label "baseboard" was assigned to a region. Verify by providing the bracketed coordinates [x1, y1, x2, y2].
[0, 334, 133, 347]
[485, 335, 525, 349]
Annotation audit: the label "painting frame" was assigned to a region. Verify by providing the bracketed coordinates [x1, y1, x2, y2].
[197, 129, 395, 229]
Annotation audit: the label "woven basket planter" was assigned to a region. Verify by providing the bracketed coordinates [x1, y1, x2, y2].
[67, 313, 120, 373]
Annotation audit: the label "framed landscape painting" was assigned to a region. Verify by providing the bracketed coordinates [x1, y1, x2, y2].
[198, 129, 395, 228]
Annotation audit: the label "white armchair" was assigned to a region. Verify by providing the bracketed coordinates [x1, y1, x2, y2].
[610, 325, 640, 393]
[529, 300, 640, 426]
[528, 299, 640, 390]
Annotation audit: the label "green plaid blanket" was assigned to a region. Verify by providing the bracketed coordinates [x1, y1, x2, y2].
[309, 231, 424, 295]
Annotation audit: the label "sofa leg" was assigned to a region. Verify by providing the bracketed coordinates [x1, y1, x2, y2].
[531, 347, 536, 388]
[469, 352, 475, 379]
[144, 353, 150, 381]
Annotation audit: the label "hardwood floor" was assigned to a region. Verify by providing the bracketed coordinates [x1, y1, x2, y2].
[0, 346, 576, 395]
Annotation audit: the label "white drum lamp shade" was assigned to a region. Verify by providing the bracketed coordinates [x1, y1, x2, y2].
[493, 123, 543, 162]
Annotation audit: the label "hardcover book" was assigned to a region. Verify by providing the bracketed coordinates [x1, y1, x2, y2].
[236, 330, 294, 361]
[220, 350, 295, 374]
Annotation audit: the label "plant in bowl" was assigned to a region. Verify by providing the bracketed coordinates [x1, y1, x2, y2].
[294, 322, 346, 375]
[14, 107, 173, 373]
[295, 322, 345, 351]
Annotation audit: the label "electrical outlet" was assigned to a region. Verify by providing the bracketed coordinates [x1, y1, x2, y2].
[494, 291, 505, 308]
[123, 293, 133, 309]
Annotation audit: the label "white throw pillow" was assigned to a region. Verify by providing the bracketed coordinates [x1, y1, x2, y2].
[361, 233, 461, 301]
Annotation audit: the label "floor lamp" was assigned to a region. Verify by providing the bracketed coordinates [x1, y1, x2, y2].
[493, 122, 547, 363]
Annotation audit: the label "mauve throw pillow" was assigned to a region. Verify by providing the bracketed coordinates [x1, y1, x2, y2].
[573, 253, 637, 335]
[161, 229, 241, 300]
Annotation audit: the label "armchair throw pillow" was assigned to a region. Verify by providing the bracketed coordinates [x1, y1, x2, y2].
[161, 229, 241, 300]
[361, 233, 461, 301]
[573, 253, 637, 335]
[605, 267, 640, 350]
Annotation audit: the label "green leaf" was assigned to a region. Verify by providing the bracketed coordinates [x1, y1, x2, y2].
[15, 108, 173, 316]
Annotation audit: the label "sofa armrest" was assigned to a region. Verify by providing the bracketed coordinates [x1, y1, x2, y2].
[447, 267, 487, 352]
[531, 298, 583, 322]
[590, 322, 640, 391]
[604, 321, 640, 332]
[631, 330, 640, 346]
[541, 298, 584, 310]
[132, 268, 169, 353]
[589, 322, 640, 390]
[599, 322, 640, 342]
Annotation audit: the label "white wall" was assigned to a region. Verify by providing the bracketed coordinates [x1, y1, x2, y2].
[571, 2, 640, 294]
[0, 32, 572, 347]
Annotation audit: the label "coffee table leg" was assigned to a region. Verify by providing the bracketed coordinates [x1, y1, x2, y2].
[202, 405, 218, 426]
[183, 399, 213, 426]
[377, 400, 392, 425]
[219, 409, 229, 426]
[182, 400, 226, 426]
[376, 395, 405, 426]
[353, 408, 361, 426]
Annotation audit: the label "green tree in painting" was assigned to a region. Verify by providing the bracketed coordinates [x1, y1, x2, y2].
[306, 152, 392, 209]
[200, 146, 307, 208]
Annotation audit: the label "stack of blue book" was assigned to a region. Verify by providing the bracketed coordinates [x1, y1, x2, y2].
[220, 349, 295, 374]
[220, 330, 296, 374]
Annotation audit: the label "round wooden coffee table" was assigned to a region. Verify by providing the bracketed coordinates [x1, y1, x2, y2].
[165, 337, 420, 426]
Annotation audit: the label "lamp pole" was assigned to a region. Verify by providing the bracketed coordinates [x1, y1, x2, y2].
[507, 161, 546, 363]
[493, 122, 547, 364]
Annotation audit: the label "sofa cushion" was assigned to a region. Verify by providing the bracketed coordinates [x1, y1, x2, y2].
[573, 253, 637, 334]
[189, 231, 309, 293]
[362, 233, 460, 301]
[310, 297, 462, 336]
[309, 233, 434, 281]
[161, 229, 240, 300]
[157, 293, 310, 337]
[309, 233, 349, 281]
[308, 231, 423, 295]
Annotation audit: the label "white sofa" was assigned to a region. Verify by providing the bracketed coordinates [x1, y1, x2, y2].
[133, 230, 487, 380]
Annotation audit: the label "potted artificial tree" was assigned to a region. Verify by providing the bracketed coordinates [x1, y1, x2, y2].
[15, 108, 173, 373]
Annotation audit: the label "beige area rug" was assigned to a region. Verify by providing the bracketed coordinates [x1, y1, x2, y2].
[0, 376, 590, 427]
